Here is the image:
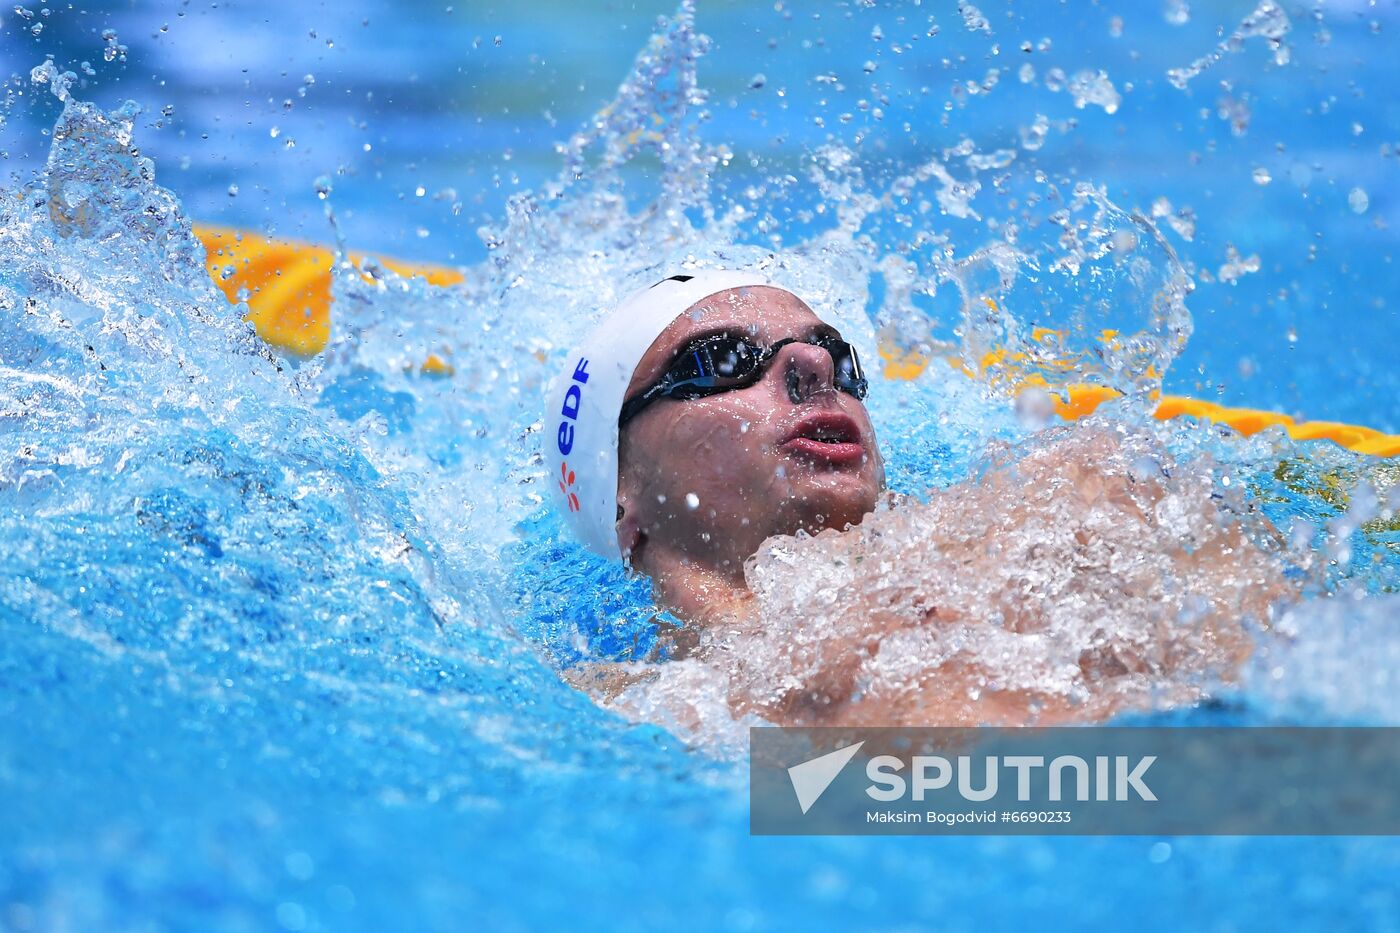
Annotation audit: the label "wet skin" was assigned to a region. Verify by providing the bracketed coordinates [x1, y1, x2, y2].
[590, 294, 1297, 729]
[615, 285, 885, 617]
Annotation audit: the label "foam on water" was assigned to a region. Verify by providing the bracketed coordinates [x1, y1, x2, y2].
[740, 424, 1292, 717]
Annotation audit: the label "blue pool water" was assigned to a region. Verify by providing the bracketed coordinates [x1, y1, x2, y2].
[2, 1, 1399, 930]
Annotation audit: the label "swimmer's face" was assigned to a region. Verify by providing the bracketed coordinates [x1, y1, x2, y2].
[616, 286, 885, 577]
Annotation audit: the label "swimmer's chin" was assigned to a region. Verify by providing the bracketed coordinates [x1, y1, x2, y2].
[776, 459, 880, 524]
[773, 500, 877, 542]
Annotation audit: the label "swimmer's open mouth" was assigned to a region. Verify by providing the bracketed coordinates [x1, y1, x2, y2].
[781, 412, 866, 464]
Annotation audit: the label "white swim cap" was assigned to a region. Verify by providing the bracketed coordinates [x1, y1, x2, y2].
[543, 270, 774, 559]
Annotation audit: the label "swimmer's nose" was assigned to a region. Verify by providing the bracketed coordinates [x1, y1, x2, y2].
[778, 341, 836, 404]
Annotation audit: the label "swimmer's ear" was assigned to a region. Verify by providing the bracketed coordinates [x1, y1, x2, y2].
[616, 507, 645, 567]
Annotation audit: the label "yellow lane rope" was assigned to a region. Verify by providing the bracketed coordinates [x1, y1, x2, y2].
[194, 224, 1399, 459]
[198, 224, 465, 356]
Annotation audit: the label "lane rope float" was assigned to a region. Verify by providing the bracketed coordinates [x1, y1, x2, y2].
[195, 224, 1399, 459]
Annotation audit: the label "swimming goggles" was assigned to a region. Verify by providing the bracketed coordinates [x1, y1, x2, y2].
[618, 330, 868, 426]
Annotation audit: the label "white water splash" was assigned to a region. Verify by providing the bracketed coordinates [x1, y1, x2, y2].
[608, 423, 1300, 745]
[1247, 592, 1400, 723]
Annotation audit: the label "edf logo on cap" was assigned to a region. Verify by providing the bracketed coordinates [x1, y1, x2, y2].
[556, 357, 590, 513]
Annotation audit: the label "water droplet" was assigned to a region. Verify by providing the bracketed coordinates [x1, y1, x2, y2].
[1129, 455, 1163, 482]
[1066, 69, 1120, 113]
[493, 35, 503, 47]
[269, 126, 280, 139]
[685, 493, 700, 510]
[314, 175, 333, 199]
[1218, 244, 1260, 284]
[748, 73, 766, 89]
[226, 184, 238, 197]
[1015, 387, 1054, 430]
[959, 3, 990, 34]
[1252, 166, 1271, 185]
[1348, 187, 1369, 214]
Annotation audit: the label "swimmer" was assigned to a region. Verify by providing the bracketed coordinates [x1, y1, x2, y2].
[545, 272, 1296, 733]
